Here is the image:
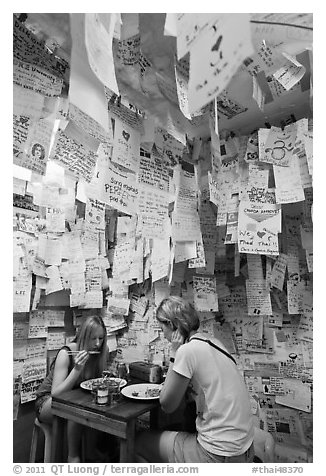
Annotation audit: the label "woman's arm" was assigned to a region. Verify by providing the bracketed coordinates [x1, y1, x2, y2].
[51, 349, 89, 397]
[159, 329, 190, 413]
[159, 365, 190, 413]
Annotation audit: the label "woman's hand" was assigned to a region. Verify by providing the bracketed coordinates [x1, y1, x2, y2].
[171, 329, 185, 356]
[73, 350, 89, 372]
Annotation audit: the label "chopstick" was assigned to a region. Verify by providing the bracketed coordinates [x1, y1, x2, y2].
[66, 351, 100, 355]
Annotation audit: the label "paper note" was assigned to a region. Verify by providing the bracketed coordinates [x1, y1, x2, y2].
[246, 279, 272, 316]
[174, 59, 191, 119]
[193, 275, 219, 312]
[213, 322, 237, 353]
[188, 14, 253, 113]
[138, 185, 170, 239]
[69, 13, 112, 131]
[13, 58, 63, 97]
[111, 116, 141, 173]
[44, 235, 63, 266]
[172, 208, 201, 242]
[102, 160, 139, 215]
[273, 53, 306, 91]
[238, 200, 281, 255]
[20, 379, 43, 404]
[262, 124, 297, 167]
[13, 275, 32, 313]
[176, 13, 223, 59]
[287, 280, 304, 315]
[28, 310, 48, 339]
[252, 75, 265, 111]
[85, 198, 106, 231]
[270, 254, 287, 290]
[151, 236, 171, 283]
[247, 255, 264, 281]
[14, 118, 54, 176]
[22, 358, 47, 385]
[69, 103, 113, 145]
[84, 13, 119, 93]
[224, 194, 239, 245]
[13, 84, 44, 119]
[46, 265, 64, 295]
[117, 33, 141, 65]
[138, 152, 172, 193]
[50, 122, 98, 183]
[275, 378, 311, 412]
[46, 207, 65, 233]
[273, 155, 305, 204]
[13, 15, 68, 78]
[45, 310, 65, 327]
[155, 127, 185, 166]
[101, 309, 127, 334]
[174, 241, 197, 263]
[47, 331, 66, 350]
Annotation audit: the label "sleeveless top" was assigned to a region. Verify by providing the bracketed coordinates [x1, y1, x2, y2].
[35, 345, 75, 400]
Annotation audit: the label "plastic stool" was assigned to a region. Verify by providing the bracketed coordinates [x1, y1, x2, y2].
[29, 418, 52, 463]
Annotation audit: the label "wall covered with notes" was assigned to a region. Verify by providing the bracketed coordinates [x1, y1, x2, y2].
[13, 13, 313, 463]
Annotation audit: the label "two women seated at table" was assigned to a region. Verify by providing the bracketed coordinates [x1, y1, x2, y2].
[136, 297, 254, 463]
[35, 315, 109, 463]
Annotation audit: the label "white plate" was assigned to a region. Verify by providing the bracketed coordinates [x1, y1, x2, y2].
[121, 383, 161, 400]
[80, 377, 127, 391]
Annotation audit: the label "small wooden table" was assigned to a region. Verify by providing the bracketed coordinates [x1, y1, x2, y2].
[51, 387, 160, 463]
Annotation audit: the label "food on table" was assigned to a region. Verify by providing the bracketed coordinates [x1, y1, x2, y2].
[145, 387, 161, 398]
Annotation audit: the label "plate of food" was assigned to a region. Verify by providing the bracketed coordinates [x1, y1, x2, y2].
[121, 383, 162, 400]
[80, 377, 127, 391]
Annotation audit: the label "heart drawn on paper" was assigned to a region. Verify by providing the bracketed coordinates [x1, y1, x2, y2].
[257, 231, 266, 239]
[122, 130, 130, 142]
[211, 35, 223, 53]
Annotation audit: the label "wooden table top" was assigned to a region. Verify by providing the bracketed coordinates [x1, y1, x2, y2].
[52, 386, 160, 422]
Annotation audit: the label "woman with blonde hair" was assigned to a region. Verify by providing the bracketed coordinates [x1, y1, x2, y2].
[136, 296, 254, 463]
[35, 315, 108, 462]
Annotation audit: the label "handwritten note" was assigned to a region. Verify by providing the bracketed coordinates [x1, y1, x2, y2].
[138, 185, 170, 239]
[13, 59, 63, 97]
[102, 160, 139, 215]
[138, 152, 172, 193]
[111, 116, 141, 173]
[188, 14, 253, 113]
[69, 103, 113, 145]
[117, 34, 140, 65]
[262, 124, 297, 166]
[46, 310, 65, 327]
[270, 254, 287, 290]
[193, 275, 219, 312]
[50, 122, 98, 183]
[28, 310, 48, 339]
[238, 200, 281, 255]
[273, 53, 306, 91]
[47, 331, 66, 350]
[176, 13, 223, 59]
[13, 276, 32, 313]
[246, 279, 272, 316]
[85, 198, 106, 231]
[273, 155, 305, 204]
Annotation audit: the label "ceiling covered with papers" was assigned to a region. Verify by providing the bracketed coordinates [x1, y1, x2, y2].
[20, 13, 312, 138]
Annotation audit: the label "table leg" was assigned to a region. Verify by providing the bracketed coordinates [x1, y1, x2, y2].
[119, 420, 136, 463]
[51, 415, 65, 462]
